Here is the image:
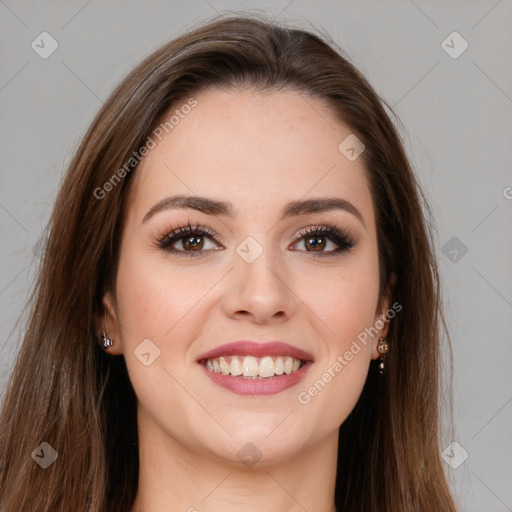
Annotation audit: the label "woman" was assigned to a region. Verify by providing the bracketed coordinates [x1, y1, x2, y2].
[0, 14, 459, 512]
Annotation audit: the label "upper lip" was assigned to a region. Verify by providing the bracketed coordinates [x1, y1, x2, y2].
[197, 341, 314, 362]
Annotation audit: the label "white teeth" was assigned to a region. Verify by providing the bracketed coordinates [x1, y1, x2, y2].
[242, 356, 259, 377]
[230, 357, 242, 376]
[259, 356, 275, 378]
[219, 356, 230, 375]
[204, 355, 305, 378]
[274, 356, 284, 375]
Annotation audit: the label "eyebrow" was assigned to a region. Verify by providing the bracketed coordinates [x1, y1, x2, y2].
[142, 194, 367, 229]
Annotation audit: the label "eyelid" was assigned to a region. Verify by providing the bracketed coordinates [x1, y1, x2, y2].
[290, 223, 356, 253]
[154, 222, 224, 247]
[292, 223, 352, 242]
[154, 221, 356, 256]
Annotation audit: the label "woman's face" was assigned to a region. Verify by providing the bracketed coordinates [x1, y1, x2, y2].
[103, 89, 391, 466]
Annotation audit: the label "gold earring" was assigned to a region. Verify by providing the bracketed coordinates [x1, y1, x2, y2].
[377, 336, 389, 374]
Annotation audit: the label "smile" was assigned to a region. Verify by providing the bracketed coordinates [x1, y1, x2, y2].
[197, 340, 314, 396]
[204, 355, 304, 378]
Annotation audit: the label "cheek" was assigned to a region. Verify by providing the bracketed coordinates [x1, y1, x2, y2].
[292, 254, 379, 420]
[299, 255, 381, 344]
[294, 266, 378, 427]
[113, 248, 204, 415]
[115, 247, 215, 340]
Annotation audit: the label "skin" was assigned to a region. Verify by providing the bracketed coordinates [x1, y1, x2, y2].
[101, 89, 394, 512]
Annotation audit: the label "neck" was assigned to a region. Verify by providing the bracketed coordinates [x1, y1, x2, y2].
[130, 407, 339, 512]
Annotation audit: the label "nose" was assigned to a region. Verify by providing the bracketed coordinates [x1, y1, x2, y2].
[221, 243, 297, 325]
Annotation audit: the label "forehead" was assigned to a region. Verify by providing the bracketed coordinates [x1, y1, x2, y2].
[126, 89, 374, 227]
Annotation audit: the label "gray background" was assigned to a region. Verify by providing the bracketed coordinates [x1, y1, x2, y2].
[1, 1, 511, 511]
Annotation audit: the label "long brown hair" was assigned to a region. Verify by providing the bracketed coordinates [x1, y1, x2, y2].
[0, 13, 458, 512]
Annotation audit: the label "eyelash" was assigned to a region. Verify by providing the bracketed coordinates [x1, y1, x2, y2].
[155, 221, 356, 258]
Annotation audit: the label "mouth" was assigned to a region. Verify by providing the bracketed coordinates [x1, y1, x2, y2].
[197, 341, 314, 396]
[201, 355, 306, 378]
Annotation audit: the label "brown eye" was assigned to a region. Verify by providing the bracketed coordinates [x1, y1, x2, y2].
[303, 235, 327, 252]
[291, 224, 356, 256]
[157, 223, 222, 257]
[181, 235, 204, 251]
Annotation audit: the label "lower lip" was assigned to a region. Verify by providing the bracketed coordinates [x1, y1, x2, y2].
[199, 361, 313, 396]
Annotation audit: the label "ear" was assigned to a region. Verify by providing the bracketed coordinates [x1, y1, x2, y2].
[371, 272, 397, 360]
[98, 290, 124, 355]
